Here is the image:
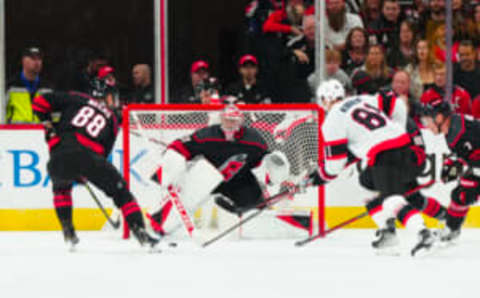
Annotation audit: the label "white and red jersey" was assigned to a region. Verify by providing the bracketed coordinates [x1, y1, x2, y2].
[357, 91, 408, 129]
[319, 96, 410, 181]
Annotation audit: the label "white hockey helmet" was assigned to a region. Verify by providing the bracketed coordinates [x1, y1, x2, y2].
[316, 79, 346, 107]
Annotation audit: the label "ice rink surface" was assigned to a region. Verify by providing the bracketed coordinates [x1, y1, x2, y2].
[1, 229, 479, 298]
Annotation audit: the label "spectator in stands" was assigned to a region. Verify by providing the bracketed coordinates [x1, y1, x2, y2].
[366, 0, 403, 51]
[325, 0, 364, 50]
[278, 14, 315, 102]
[262, 0, 306, 101]
[342, 27, 370, 76]
[6, 47, 52, 123]
[224, 54, 270, 104]
[130, 64, 154, 104]
[418, 0, 445, 41]
[73, 50, 108, 94]
[404, 0, 428, 26]
[390, 70, 414, 103]
[472, 4, 480, 47]
[387, 20, 417, 69]
[244, 0, 283, 54]
[351, 44, 394, 94]
[359, 0, 382, 27]
[430, 24, 460, 63]
[405, 39, 436, 100]
[454, 40, 480, 99]
[324, 49, 353, 94]
[420, 63, 472, 115]
[452, 0, 476, 42]
[172, 60, 220, 104]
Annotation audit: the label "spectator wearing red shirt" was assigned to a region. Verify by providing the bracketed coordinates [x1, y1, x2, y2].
[420, 64, 472, 115]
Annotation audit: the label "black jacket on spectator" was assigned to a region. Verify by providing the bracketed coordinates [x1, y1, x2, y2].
[386, 47, 414, 69]
[351, 66, 394, 95]
[366, 15, 401, 51]
[453, 63, 480, 99]
[171, 84, 200, 104]
[341, 51, 365, 76]
[72, 71, 93, 94]
[224, 80, 270, 104]
[129, 84, 155, 104]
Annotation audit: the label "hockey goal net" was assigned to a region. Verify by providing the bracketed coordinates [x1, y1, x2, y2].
[122, 104, 325, 239]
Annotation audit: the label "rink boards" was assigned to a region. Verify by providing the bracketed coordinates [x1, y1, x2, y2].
[1, 125, 480, 231]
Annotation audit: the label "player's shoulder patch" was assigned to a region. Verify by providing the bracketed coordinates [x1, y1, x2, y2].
[193, 125, 223, 141]
[241, 127, 268, 148]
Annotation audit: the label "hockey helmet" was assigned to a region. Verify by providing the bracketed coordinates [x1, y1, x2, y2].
[316, 79, 345, 107]
[418, 99, 452, 118]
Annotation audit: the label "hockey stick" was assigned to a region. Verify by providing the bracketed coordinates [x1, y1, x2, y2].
[201, 183, 304, 248]
[294, 179, 435, 247]
[84, 182, 121, 229]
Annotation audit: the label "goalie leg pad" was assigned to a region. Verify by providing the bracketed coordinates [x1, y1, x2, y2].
[153, 149, 187, 186]
[264, 151, 291, 185]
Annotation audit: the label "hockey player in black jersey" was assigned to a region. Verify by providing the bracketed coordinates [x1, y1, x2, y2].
[32, 75, 158, 249]
[146, 105, 300, 236]
[420, 99, 480, 242]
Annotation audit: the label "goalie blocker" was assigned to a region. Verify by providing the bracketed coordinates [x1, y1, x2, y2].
[147, 104, 311, 236]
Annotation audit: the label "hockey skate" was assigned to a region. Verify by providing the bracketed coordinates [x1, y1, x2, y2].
[411, 229, 435, 257]
[61, 224, 79, 251]
[130, 224, 160, 249]
[435, 227, 461, 244]
[372, 218, 399, 253]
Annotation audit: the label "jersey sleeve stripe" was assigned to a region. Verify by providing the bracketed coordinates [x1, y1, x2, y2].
[449, 115, 466, 147]
[75, 132, 105, 156]
[168, 140, 192, 160]
[325, 142, 348, 160]
[366, 133, 410, 166]
[318, 163, 337, 181]
[32, 95, 52, 112]
[324, 138, 348, 146]
[47, 136, 61, 151]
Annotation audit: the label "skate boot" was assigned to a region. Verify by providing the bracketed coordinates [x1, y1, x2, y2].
[130, 223, 160, 248]
[411, 229, 435, 257]
[61, 223, 79, 250]
[372, 218, 399, 249]
[438, 226, 461, 243]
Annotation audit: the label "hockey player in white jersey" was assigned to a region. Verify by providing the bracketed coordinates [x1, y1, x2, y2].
[311, 80, 437, 256]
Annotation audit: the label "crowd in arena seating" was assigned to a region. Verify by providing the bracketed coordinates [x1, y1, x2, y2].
[6, 0, 480, 123]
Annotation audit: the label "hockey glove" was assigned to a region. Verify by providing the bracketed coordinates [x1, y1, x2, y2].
[42, 121, 57, 142]
[299, 171, 326, 192]
[441, 159, 464, 183]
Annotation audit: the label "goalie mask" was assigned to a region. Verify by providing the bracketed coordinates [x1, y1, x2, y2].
[316, 79, 345, 111]
[221, 104, 244, 141]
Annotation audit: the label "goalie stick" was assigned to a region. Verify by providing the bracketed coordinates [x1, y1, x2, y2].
[84, 182, 121, 229]
[201, 182, 306, 248]
[294, 179, 435, 247]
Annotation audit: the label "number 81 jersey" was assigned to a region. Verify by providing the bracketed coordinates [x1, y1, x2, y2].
[321, 96, 410, 179]
[32, 91, 120, 157]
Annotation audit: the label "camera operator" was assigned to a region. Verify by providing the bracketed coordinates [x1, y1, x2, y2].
[172, 60, 221, 104]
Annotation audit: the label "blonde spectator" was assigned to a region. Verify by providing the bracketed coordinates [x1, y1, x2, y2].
[404, 39, 435, 101]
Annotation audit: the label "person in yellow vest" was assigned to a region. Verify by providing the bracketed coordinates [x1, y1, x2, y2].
[6, 47, 52, 123]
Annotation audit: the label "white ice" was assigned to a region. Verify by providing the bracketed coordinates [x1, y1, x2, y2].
[1, 229, 479, 298]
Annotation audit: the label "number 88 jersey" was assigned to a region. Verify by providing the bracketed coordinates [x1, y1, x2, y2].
[320, 96, 410, 180]
[32, 91, 120, 157]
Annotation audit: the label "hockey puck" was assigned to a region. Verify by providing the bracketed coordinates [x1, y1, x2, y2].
[168, 242, 178, 248]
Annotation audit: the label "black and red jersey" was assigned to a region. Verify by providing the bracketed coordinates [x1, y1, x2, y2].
[168, 125, 269, 183]
[32, 91, 120, 157]
[446, 114, 480, 167]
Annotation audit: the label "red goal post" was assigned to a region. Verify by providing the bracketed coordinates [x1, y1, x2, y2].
[122, 104, 326, 238]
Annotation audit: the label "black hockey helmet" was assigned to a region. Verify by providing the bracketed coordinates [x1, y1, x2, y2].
[418, 99, 452, 118]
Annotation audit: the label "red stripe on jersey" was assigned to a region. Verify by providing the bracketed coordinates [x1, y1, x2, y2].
[318, 164, 336, 181]
[33, 95, 52, 112]
[401, 209, 419, 226]
[324, 138, 348, 146]
[326, 153, 347, 160]
[388, 96, 397, 117]
[168, 140, 192, 160]
[366, 133, 410, 166]
[377, 94, 384, 114]
[460, 178, 478, 188]
[32, 104, 49, 113]
[48, 136, 61, 151]
[75, 133, 105, 156]
[238, 140, 268, 150]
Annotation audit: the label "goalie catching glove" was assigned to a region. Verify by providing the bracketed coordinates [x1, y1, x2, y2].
[264, 151, 290, 185]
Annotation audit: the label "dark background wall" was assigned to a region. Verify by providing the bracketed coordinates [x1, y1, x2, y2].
[6, 0, 250, 99]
